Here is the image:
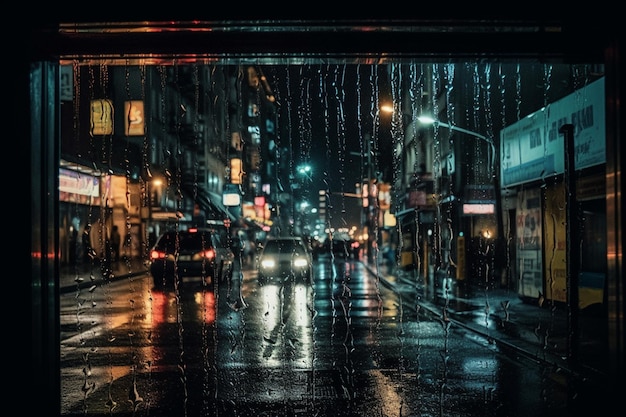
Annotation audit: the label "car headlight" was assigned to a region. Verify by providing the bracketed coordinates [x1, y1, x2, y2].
[293, 257, 309, 268]
[260, 258, 276, 269]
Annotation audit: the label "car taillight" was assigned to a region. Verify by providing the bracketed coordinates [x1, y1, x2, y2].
[201, 248, 216, 260]
[150, 250, 166, 260]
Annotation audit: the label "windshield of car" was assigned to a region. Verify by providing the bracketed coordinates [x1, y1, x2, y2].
[263, 239, 307, 254]
[156, 231, 215, 253]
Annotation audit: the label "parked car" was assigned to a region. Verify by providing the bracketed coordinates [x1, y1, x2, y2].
[257, 236, 313, 285]
[149, 227, 234, 289]
[316, 237, 361, 260]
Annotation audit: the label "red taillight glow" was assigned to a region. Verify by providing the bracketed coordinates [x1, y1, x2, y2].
[150, 250, 166, 260]
[201, 248, 216, 260]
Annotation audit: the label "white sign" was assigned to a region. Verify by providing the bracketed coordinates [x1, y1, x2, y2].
[59, 168, 99, 197]
[500, 77, 605, 187]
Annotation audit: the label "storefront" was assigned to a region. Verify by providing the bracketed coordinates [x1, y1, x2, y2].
[499, 77, 607, 309]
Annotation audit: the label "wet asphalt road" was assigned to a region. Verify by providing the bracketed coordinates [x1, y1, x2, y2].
[59, 258, 607, 416]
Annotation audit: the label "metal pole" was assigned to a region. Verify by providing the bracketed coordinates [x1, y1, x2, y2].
[147, 180, 152, 253]
[367, 133, 372, 263]
[560, 123, 580, 365]
[434, 120, 494, 174]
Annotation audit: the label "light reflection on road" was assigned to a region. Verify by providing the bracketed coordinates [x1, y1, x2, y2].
[257, 281, 314, 367]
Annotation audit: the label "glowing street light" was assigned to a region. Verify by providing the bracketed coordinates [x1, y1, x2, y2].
[417, 115, 495, 174]
[379, 103, 394, 114]
[297, 164, 312, 175]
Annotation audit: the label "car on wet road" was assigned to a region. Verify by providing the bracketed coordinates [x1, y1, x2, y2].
[149, 227, 234, 289]
[314, 237, 361, 260]
[257, 236, 313, 285]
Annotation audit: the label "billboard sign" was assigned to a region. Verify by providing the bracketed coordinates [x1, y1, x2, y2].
[500, 77, 605, 187]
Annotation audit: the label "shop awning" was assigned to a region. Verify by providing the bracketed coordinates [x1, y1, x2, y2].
[180, 181, 237, 223]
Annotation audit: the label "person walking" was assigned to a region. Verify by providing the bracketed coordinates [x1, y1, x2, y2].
[110, 225, 121, 262]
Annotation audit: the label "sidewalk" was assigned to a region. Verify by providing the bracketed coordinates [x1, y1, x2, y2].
[364, 261, 609, 387]
[59, 258, 149, 294]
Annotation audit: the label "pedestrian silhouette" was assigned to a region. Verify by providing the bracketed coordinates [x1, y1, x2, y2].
[82, 224, 94, 264]
[110, 225, 121, 262]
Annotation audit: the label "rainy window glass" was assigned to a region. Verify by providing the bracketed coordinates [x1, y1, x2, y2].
[53, 27, 612, 416]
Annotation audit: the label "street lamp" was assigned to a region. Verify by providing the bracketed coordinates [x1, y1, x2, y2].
[297, 164, 312, 178]
[292, 163, 313, 235]
[417, 115, 498, 283]
[417, 115, 495, 175]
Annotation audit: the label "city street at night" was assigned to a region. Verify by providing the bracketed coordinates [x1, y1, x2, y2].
[29, 15, 623, 417]
[59, 257, 605, 416]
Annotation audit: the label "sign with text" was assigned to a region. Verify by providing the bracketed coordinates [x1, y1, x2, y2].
[516, 188, 543, 299]
[124, 100, 145, 136]
[59, 168, 100, 205]
[90, 99, 114, 136]
[500, 77, 605, 187]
